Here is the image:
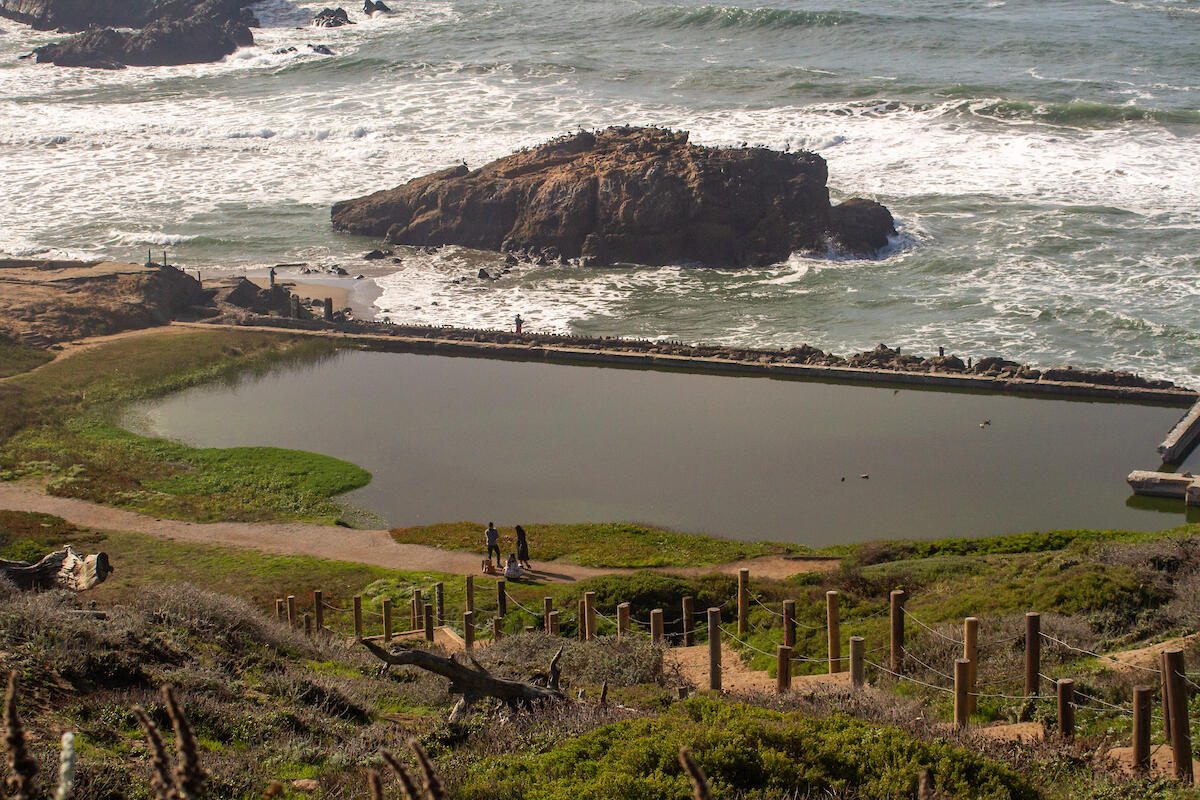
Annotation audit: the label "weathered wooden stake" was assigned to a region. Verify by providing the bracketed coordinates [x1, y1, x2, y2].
[353, 595, 362, 642]
[424, 603, 434, 642]
[964, 616, 978, 714]
[543, 597, 554, 633]
[493, 617, 503, 641]
[650, 608, 664, 644]
[890, 589, 906, 674]
[497, 580, 506, 617]
[464, 611, 474, 651]
[954, 658, 969, 729]
[617, 603, 630, 640]
[313, 590, 324, 633]
[275, 598, 285, 622]
[682, 596, 695, 646]
[577, 598, 586, 641]
[465, 575, 474, 614]
[737, 568, 750, 636]
[287, 595, 297, 628]
[708, 607, 722, 692]
[1163, 651, 1173, 742]
[434, 582, 445, 626]
[1025, 612, 1041, 696]
[549, 610, 560, 636]
[1165, 648, 1193, 782]
[850, 635, 865, 689]
[303, 613, 312, 636]
[1133, 686, 1152, 772]
[777, 645, 792, 693]
[412, 588, 422, 630]
[323, 297, 333, 321]
[783, 599, 796, 649]
[826, 590, 841, 674]
[1057, 678, 1075, 742]
[382, 597, 393, 643]
[585, 591, 597, 641]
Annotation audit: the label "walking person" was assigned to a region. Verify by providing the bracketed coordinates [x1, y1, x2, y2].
[515, 524, 531, 570]
[484, 521, 501, 567]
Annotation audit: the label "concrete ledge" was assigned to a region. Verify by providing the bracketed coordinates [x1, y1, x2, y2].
[1128, 470, 1199, 503]
[1159, 400, 1200, 463]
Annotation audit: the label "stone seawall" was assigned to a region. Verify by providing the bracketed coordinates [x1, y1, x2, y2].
[214, 316, 1199, 407]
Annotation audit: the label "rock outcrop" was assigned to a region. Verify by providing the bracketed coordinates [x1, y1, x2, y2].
[312, 7, 352, 26]
[13, 0, 258, 67]
[331, 126, 896, 268]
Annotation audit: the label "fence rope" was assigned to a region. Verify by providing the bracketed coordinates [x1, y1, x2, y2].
[900, 646, 956, 683]
[1038, 632, 1162, 674]
[504, 591, 544, 618]
[902, 609, 964, 644]
[866, 660, 956, 695]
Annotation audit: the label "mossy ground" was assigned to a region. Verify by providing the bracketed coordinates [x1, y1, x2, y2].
[390, 521, 800, 569]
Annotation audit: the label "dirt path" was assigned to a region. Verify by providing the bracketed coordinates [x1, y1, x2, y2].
[1104, 634, 1198, 672]
[667, 642, 852, 694]
[0, 484, 837, 584]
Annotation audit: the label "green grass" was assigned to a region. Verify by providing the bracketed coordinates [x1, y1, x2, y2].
[0, 329, 370, 524]
[0, 336, 53, 378]
[390, 521, 799, 568]
[459, 695, 1037, 800]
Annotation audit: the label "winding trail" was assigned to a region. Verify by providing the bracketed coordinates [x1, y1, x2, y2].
[0, 484, 838, 583]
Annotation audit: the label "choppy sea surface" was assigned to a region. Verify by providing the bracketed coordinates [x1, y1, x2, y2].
[3, 0, 1199, 385]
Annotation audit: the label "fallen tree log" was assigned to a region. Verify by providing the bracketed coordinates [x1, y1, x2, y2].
[0, 546, 113, 591]
[362, 639, 564, 721]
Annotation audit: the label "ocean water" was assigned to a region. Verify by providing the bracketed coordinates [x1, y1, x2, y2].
[2, 0, 1199, 384]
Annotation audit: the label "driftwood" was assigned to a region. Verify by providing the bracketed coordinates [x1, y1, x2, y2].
[362, 640, 564, 722]
[0, 546, 112, 591]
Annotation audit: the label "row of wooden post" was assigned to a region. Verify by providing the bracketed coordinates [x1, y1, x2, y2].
[275, 570, 1194, 782]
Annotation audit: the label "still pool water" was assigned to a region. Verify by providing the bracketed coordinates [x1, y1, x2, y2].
[123, 349, 1197, 546]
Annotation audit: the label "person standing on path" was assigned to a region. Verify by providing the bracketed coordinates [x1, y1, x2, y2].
[484, 521, 501, 566]
[515, 524, 530, 570]
[515, 314, 523, 335]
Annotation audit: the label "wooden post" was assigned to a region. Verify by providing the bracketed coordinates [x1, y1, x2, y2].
[577, 598, 586, 641]
[682, 596, 695, 646]
[275, 599, 285, 622]
[1133, 686, 1152, 772]
[323, 297, 333, 321]
[617, 603, 630, 640]
[826, 590, 841, 674]
[585, 591, 597, 641]
[964, 617, 978, 714]
[1025, 612, 1040, 696]
[412, 588, 422, 630]
[890, 589, 906, 674]
[549, 610, 560, 636]
[650, 609, 664, 644]
[465, 575, 474, 614]
[303, 613, 312, 636]
[777, 645, 791, 693]
[287, 595, 297, 628]
[850, 636, 865, 689]
[493, 617, 503, 641]
[423, 604, 434, 642]
[954, 659, 969, 729]
[382, 598, 393, 643]
[1163, 650, 1173, 743]
[464, 611, 474, 651]
[783, 600, 796, 649]
[496, 580, 506, 617]
[435, 582, 445, 626]
[1165, 648, 1193, 782]
[313, 590, 324, 633]
[708, 608, 722, 692]
[353, 595, 362, 642]
[737, 568, 750, 636]
[543, 597, 554, 634]
[1057, 678, 1075, 742]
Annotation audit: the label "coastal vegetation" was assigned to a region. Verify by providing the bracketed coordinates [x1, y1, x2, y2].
[390, 522, 799, 568]
[0, 329, 369, 524]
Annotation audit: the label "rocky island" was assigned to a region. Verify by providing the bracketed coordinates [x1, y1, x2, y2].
[331, 126, 896, 268]
[4, 0, 259, 67]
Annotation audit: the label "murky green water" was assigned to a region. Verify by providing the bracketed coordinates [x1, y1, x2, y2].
[124, 350, 1195, 546]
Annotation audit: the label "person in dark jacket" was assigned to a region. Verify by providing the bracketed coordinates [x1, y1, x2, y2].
[515, 524, 531, 570]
